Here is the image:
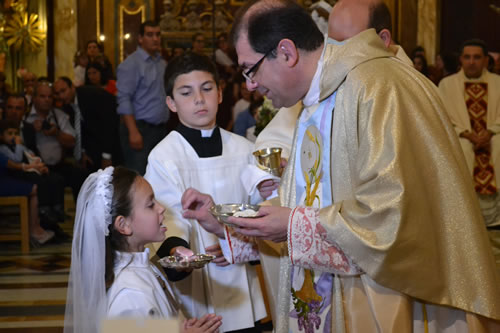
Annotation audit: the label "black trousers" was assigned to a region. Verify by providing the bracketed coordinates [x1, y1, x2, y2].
[119, 120, 167, 176]
[48, 162, 89, 201]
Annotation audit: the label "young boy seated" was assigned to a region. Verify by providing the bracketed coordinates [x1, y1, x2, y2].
[0, 120, 66, 225]
[0, 120, 45, 173]
[145, 53, 274, 332]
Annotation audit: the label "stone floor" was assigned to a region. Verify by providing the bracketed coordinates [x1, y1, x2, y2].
[0, 190, 74, 332]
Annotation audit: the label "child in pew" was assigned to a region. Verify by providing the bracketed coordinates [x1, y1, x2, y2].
[0, 119, 66, 227]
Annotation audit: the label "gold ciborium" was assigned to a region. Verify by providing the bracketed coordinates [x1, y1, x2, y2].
[253, 147, 283, 177]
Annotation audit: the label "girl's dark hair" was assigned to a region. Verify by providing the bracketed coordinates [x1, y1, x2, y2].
[412, 54, 429, 77]
[164, 52, 219, 98]
[104, 166, 139, 288]
[85, 61, 109, 86]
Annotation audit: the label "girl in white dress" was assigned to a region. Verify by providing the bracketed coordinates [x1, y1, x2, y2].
[64, 166, 222, 333]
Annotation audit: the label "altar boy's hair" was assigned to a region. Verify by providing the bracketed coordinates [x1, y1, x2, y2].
[163, 52, 220, 98]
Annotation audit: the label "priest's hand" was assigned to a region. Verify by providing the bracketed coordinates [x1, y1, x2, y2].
[182, 188, 225, 238]
[205, 243, 230, 267]
[460, 130, 479, 144]
[475, 130, 494, 149]
[228, 206, 291, 243]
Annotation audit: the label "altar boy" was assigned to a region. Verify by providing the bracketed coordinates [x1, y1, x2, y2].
[145, 53, 272, 332]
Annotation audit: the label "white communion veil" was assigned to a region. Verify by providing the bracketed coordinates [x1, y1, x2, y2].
[64, 167, 114, 333]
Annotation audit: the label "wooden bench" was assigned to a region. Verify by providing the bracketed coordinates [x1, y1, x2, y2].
[0, 196, 30, 254]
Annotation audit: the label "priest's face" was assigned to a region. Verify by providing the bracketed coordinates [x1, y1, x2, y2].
[166, 70, 222, 130]
[461, 46, 487, 79]
[235, 33, 300, 109]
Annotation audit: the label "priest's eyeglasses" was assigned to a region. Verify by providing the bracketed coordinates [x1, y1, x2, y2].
[242, 48, 275, 82]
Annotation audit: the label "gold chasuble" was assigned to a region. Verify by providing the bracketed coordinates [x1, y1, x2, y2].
[273, 30, 500, 332]
[465, 82, 498, 194]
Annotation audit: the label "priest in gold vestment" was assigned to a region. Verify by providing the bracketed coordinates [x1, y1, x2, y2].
[183, 1, 500, 332]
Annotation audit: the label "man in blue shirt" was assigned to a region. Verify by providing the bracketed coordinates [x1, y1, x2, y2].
[117, 20, 168, 175]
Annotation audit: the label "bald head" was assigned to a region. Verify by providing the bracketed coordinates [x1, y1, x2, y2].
[328, 0, 391, 43]
[329, 0, 371, 41]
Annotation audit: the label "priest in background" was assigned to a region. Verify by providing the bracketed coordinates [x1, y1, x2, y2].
[439, 39, 500, 270]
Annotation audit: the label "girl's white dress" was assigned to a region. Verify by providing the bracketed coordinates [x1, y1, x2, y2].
[107, 248, 178, 318]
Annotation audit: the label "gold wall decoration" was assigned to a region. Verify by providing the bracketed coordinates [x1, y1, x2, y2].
[158, 0, 338, 51]
[97, 0, 101, 40]
[229, 0, 245, 6]
[159, 0, 234, 35]
[8, 0, 28, 13]
[119, 3, 146, 62]
[4, 11, 46, 52]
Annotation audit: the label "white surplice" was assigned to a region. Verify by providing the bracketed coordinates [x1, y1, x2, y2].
[145, 129, 267, 332]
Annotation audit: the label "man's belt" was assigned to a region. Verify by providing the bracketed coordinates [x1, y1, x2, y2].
[136, 120, 166, 128]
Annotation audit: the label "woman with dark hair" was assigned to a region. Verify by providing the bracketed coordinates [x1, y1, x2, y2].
[85, 62, 117, 96]
[86, 40, 114, 80]
[412, 54, 429, 77]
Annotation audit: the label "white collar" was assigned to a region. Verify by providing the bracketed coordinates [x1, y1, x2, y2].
[114, 248, 150, 268]
[461, 68, 488, 82]
[302, 39, 326, 107]
[201, 127, 216, 137]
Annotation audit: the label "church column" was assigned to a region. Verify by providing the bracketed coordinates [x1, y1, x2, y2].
[54, 0, 77, 78]
[417, 0, 440, 65]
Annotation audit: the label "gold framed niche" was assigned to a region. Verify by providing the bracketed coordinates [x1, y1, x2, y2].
[119, 4, 146, 62]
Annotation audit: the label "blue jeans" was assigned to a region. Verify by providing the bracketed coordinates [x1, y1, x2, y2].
[119, 120, 167, 175]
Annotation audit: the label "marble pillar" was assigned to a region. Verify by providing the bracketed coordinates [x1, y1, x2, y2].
[417, 0, 439, 65]
[54, 0, 77, 79]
